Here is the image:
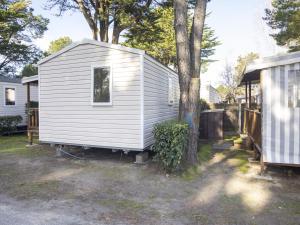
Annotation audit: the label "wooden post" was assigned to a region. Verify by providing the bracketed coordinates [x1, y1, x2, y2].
[249, 81, 252, 108]
[260, 153, 265, 175]
[27, 83, 32, 145]
[245, 82, 248, 105]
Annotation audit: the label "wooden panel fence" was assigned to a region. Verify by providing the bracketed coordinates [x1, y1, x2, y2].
[243, 108, 261, 150]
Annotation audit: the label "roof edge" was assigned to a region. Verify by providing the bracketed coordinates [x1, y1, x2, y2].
[22, 75, 39, 84]
[37, 39, 145, 65]
[245, 50, 300, 74]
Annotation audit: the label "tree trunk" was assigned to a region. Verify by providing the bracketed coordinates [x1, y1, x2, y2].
[174, 0, 191, 121]
[99, 0, 109, 42]
[186, 77, 200, 165]
[77, 0, 98, 40]
[174, 0, 208, 166]
[112, 21, 121, 44]
[186, 0, 207, 165]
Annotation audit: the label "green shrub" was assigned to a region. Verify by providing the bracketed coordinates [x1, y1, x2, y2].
[152, 120, 188, 172]
[199, 98, 210, 111]
[0, 115, 22, 134]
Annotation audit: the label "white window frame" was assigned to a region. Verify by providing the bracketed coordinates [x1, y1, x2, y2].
[91, 64, 113, 106]
[168, 76, 174, 106]
[3, 86, 16, 106]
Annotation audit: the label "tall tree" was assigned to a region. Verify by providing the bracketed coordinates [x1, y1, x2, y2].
[173, 0, 208, 165]
[218, 53, 259, 103]
[47, 36, 73, 55]
[235, 52, 259, 83]
[264, 0, 300, 52]
[46, 0, 154, 44]
[21, 36, 73, 77]
[0, 0, 48, 76]
[123, 6, 219, 68]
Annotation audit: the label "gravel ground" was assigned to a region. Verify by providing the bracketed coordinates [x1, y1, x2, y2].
[0, 135, 300, 225]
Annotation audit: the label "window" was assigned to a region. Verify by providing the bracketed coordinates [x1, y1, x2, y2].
[168, 77, 174, 105]
[91, 65, 112, 105]
[288, 70, 300, 108]
[5, 87, 16, 106]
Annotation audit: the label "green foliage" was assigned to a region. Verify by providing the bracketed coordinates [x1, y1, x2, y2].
[46, 0, 154, 43]
[264, 0, 300, 52]
[123, 6, 220, 68]
[219, 53, 259, 103]
[0, 0, 49, 76]
[21, 64, 38, 77]
[197, 144, 212, 162]
[199, 98, 210, 111]
[234, 52, 259, 82]
[0, 115, 22, 134]
[152, 120, 188, 172]
[47, 36, 72, 55]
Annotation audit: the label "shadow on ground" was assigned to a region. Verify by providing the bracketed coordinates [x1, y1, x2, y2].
[0, 135, 299, 225]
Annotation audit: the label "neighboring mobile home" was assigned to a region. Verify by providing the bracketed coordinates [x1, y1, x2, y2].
[200, 82, 221, 103]
[0, 75, 38, 125]
[240, 51, 300, 169]
[23, 39, 179, 151]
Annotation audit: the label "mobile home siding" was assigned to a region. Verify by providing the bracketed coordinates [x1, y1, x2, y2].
[0, 82, 38, 125]
[143, 56, 179, 148]
[39, 43, 142, 149]
[262, 62, 300, 164]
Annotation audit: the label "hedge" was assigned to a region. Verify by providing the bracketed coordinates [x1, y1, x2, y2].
[152, 120, 188, 172]
[0, 115, 22, 134]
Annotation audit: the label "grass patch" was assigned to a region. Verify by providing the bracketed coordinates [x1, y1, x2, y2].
[0, 134, 47, 157]
[198, 144, 212, 162]
[181, 144, 212, 181]
[9, 180, 60, 200]
[233, 137, 243, 144]
[224, 135, 239, 142]
[227, 150, 250, 173]
[279, 199, 300, 215]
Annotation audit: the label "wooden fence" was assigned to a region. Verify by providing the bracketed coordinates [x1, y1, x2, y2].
[244, 108, 261, 150]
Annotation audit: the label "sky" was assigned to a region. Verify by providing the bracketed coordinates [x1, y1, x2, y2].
[31, 0, 287, 87]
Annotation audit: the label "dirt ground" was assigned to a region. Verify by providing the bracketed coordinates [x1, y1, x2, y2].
[0, 135, 300, 225]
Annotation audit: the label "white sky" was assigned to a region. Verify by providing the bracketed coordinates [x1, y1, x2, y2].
[31, 0, 287, 87]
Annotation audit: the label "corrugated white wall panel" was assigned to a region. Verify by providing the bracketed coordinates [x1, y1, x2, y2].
[39, 43, 142, 150]
[143, 56, 179, 148]
[262, 63, 300, 164]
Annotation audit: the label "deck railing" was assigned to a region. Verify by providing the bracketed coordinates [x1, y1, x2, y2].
[27, 108, 39, 144]
[244, 108, 261, 150]
[28, 108, 39, 131]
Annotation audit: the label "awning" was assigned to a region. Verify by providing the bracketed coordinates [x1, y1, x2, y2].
[239, 68, 261, 86]
[22, 75, 39, 84]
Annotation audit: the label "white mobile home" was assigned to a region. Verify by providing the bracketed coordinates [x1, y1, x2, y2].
[241, 51, 300, 168]
[25, 39, 179, 151]
[0, 76, 38, 125]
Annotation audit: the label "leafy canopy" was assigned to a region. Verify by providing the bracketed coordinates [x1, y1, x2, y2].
[0, 0, 48, 76]
[47, 36, 72, 55]
[218, 52, 259, 103]
[21, 36, 73, 77]
[264, 0, 300, 52]
[46, 0, 156, 43]
[123, 6, 219, 69]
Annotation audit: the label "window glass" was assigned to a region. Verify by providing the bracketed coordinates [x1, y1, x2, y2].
[93, 67, 110, 103]
[5, 88, 15, 105]
[288, 70, 300, 108]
